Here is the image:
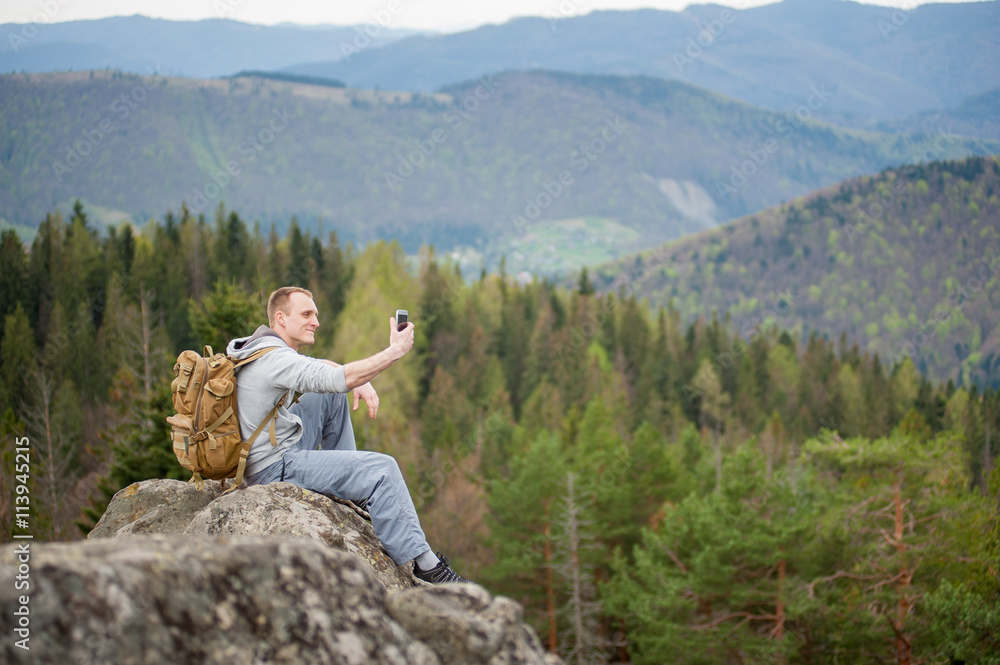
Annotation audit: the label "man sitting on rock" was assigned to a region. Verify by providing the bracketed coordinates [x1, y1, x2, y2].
[226, 286, 471, 585]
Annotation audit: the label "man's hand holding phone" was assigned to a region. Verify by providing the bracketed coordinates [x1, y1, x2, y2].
[389, 309, 414, 360]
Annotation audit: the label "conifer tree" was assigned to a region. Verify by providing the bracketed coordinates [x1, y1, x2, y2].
[285, 217, 310, 287]
[577, 267, 594, 296]
[804, 433, 985, 664]
[188, 280, 261, 353]
[25, 211, 65, 344]
[0, 304, 36, 418]
[213, 207, 252, 284]
[606, 446, 820, 665]
[486, 433, 569, 653]
[415, 255, 457, 400]
[0, 230, 27, 326]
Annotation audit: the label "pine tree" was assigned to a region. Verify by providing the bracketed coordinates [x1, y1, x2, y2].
[25, 211, 65, 345]
[804, 432, 986, 664]
[0, 230, 27, 326]
[577, 267, 595, 296]
[285, 217, 309, 287]
[606, 446, 821, 665]
[0, 304, 36, 418]
[213, 207, 252, 284]
[486, 433, 569, 654]
[188, 280, 261, 353]
[415, 255, 458, 400]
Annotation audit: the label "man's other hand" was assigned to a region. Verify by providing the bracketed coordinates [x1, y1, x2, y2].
[353, 382, 379, 418]
[389, 317, 415, 359]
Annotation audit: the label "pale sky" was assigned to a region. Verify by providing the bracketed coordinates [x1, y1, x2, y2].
[0, 0, 979, 33]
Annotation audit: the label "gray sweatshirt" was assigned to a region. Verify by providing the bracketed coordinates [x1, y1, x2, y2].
[227, 325, 348, 476]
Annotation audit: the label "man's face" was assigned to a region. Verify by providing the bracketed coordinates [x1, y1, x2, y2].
[277, 292, 319, 350]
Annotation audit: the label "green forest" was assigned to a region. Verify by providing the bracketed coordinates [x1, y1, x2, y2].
[3, 69, 999, 270]
[1, 193, 997, 663]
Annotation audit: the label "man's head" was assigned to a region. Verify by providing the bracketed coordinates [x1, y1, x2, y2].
[267, 286, 318, 350]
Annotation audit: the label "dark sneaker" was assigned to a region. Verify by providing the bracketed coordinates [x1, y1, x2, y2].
[414, 553, 472, 585]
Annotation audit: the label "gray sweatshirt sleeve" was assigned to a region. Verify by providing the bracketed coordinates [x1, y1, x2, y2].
[265, 347, 349, 394]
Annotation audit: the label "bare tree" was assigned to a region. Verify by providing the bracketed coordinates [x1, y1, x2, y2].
[555, 472, 618, 665]
[22, 368, 79, 540]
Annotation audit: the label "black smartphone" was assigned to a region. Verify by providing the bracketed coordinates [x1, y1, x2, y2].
[395, 309, 408, 331]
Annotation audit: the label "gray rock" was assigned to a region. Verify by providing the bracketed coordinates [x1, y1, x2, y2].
[387, 584, 562, 665]
[0, 536, 562, 665]
[0, 536, 438, 665]
[88, 477, 223, 538]
[183, 482, 414, 591]
[90, 479, 413, 590]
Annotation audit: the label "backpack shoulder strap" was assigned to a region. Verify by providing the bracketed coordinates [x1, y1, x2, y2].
[224, 399, 283, 495]
[233, 345, 280, 368]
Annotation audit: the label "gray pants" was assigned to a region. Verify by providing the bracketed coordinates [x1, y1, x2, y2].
[245, 392, 431, 565]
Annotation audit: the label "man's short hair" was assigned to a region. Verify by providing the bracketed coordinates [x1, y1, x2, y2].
[267, 286, 313, 327]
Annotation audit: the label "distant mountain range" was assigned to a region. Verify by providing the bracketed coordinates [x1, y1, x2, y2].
[282, 0, 1000, 120]
[2, 1, 998, 125]
[0, 15, 418, 78]
[871, 87, 1000, 140]
[591, 156, 1000, 387]
[2, 69, 996, 277]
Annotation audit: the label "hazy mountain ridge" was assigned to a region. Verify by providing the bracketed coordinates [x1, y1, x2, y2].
[592, 155, 1000, 386]
[283, 0, 1000, 120]
[2, 69, 997, 273]
[870, 87, 1000, 140]
[0, 15, 416, 78]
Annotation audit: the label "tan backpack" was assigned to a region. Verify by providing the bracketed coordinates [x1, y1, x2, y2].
[167, 345, 281, 492]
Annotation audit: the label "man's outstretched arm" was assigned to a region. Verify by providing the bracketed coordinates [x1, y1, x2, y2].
[338, 316, 415, 390]
[319, 359, 379, 418]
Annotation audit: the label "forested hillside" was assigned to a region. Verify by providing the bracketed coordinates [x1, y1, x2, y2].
[593, 156, 1000, 388]
[3, 71, 998, 276]
[1, 200, 997, 663]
